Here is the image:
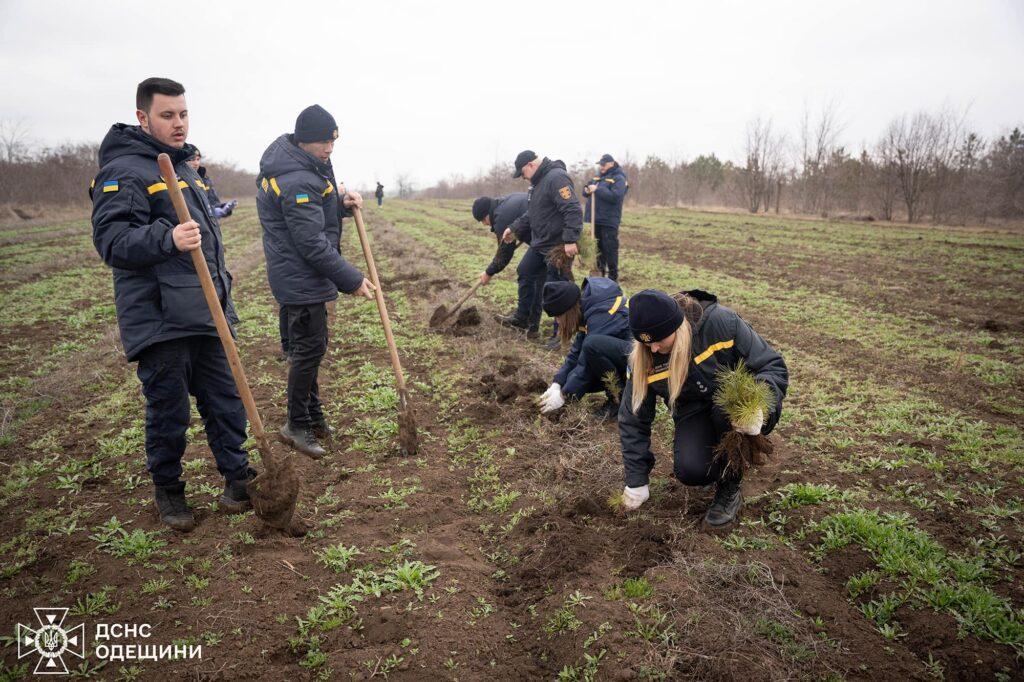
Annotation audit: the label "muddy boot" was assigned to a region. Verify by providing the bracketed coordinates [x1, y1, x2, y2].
[704, 476, 742, 527]
[311, 417, 333, 441]
[279, 422, 326, 460]
[591, 398, 620, 423]
[525, 326, 540, 340]
[543, 335, 561, 351]
[496, 312, 529, 330]
[154, 482, 195, 532]
[220, 468, 256, 513]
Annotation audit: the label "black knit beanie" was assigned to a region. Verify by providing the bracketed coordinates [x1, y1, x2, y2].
[295, 104, 338, 143]
[472, 197, 492, 222]
[542, 281, 581, 317]
[628, 289, 683, 343]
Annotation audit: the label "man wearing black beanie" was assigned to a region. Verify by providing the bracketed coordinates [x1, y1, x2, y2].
[470, 192, 529, 320]
[256, 105, 375, 459]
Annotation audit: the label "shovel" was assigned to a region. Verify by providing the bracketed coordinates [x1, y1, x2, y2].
[429, 279, 482, 328]
[157, 153, 300, 533]
[351, 207, 419, 456]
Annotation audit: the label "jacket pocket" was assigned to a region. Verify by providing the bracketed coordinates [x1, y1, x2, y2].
[157, 273, 214, 332]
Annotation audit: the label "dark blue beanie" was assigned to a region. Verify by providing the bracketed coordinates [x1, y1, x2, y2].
[542, 281, 581, 317]
[295, 104, 338, 143]
[472, 197, 492, 222]
[628, 289, 683, 343]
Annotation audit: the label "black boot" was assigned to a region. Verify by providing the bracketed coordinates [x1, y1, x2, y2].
[220, 468, 256, 513]
[591, 398, 619, 423]
[525, 326, 540, 340]
[496, 312, 529, 330]
[279, 422, 326, 459]
[704, 476, 742, 527]
[543, 335, 561, 351]
[311, 417, 333, 441]
[154, 482, 195, 532]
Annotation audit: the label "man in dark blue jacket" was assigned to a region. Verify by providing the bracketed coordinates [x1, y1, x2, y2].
[471, 192, 528, 320]
[186, 149, 237, 219]
[499, 151, 583, 342]
[582, 154, 629, 281]
[91, 77, 253, 532]
[257, 105, 374, 459]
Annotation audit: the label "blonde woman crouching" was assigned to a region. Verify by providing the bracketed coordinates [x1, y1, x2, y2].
[618, 289, 788, 527]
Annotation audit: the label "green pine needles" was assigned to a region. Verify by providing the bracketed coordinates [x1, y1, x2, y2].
[714, 360, 772, 429]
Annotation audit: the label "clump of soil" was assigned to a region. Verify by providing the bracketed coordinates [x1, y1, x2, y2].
[714, 431, 774, 476]
[453, 306, 481, 328]
[248, 443, 303, 534]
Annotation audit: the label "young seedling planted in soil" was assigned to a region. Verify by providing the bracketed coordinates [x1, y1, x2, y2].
[713, 360, 775, 476]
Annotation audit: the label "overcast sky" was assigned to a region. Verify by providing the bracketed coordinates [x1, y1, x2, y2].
[1, 0, 1022, 191]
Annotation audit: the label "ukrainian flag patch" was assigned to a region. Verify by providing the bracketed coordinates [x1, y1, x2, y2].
[102, 180, 119, 193]
[296, 193, 310, 204]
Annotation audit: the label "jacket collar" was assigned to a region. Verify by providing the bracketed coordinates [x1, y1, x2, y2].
[530, 157, 554, 186]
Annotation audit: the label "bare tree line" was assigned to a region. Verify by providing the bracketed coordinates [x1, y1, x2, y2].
[422, 106, 1024, 225]
[0, 123, 256, 209]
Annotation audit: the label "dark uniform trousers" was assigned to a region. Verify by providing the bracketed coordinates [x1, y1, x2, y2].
[516, 248, 572, 331]
[283, 302, 328, 427]
[673, 406, 733, 486]
[595, 224, 620, 281]
[279, 308, 290, 357]
[572, 335, 631, 397]
[136, 336, 249, 486]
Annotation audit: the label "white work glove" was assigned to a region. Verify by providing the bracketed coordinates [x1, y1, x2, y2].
[734, 409, 764, 436]
[539, 385, 565, 414]
[621, 485, 649, 511]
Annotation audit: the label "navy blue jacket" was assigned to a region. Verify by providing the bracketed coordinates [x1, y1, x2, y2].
[618, 290, 789, 487]
[256, 134, 364, 306]
[583, 163, 628, 228]
[510, 158, 584, 255]
[554, 277, 631, 398]
[484, 192, 528, 277]
[90, 124, 237, 361]
[197, 166, 222, 206]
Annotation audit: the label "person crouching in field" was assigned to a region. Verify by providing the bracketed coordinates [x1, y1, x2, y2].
[537, 277, 632, 422]
[471, 193, 528, 315]
[256, 104, 374, 460]
[618, 289, 788, 527]
[186, 148, 237, 219]
[90, 77, 255, 532]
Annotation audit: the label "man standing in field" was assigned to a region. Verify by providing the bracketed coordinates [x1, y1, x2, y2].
[500, 150, 583, 347]
[375, 182, 384, 207]
[186, 148, 237, 219]
[90, 77, 254, 532]
[582, 154, 629, 281]
[471, 192, 528, 320]
[257, 105, 374, 459]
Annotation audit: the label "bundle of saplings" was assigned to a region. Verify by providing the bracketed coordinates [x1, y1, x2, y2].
[547, 228, 595, 275]
[713, 360, 775, 475]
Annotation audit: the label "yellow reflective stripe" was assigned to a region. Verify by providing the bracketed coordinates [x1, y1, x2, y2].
[269, 178, 281, 196]
[322, 181, 334, 196]
[608, 295, 623, 315]
[693, 339, 734, 365]
[604, 178, 616, 183]
[647, 370, 670, 384]
[147, 180, 188, 195]
[195, 181, 209, 191]
[260, 178, 269, 192]
[90, 179, 95, 189]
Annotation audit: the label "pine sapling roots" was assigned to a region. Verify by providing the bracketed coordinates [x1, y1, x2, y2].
[714, 430, 774, 477]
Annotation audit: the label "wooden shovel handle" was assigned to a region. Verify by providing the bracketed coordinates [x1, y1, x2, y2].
[156, 154, 268, 444]
[351, 207, 408, 393]
[447, 279, 482, 318]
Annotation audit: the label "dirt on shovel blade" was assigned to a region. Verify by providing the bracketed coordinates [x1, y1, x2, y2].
[428, 304, 449, 327]
[248, 443, 302, 533]
[397, 389, 419, 456]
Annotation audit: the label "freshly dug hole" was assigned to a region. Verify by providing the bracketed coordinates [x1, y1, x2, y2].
[453, 306, 481, 327]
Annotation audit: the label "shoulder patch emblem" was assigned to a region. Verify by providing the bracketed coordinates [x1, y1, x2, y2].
[296, 193, 310, 204]
[558, 186, 571, 200]
[102, 180, 119, 193]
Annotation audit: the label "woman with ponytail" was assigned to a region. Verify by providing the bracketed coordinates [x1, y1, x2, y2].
[618, 289, 788, 527]
[537, 277, 632, 421]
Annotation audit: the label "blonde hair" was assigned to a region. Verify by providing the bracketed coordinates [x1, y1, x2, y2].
[628, 294, 694, 414]
[556, 301, 583, 346]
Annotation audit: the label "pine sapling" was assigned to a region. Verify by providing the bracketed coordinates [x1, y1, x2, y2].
[712, 360, 775, 476]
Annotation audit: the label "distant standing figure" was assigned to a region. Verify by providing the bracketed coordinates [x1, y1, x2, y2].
[186, 148, 238, 219]
[583, 154, 629, 281]
[375, 182, 384, 206]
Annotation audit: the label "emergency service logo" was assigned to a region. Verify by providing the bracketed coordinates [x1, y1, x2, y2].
[16, 608, 85, 675]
